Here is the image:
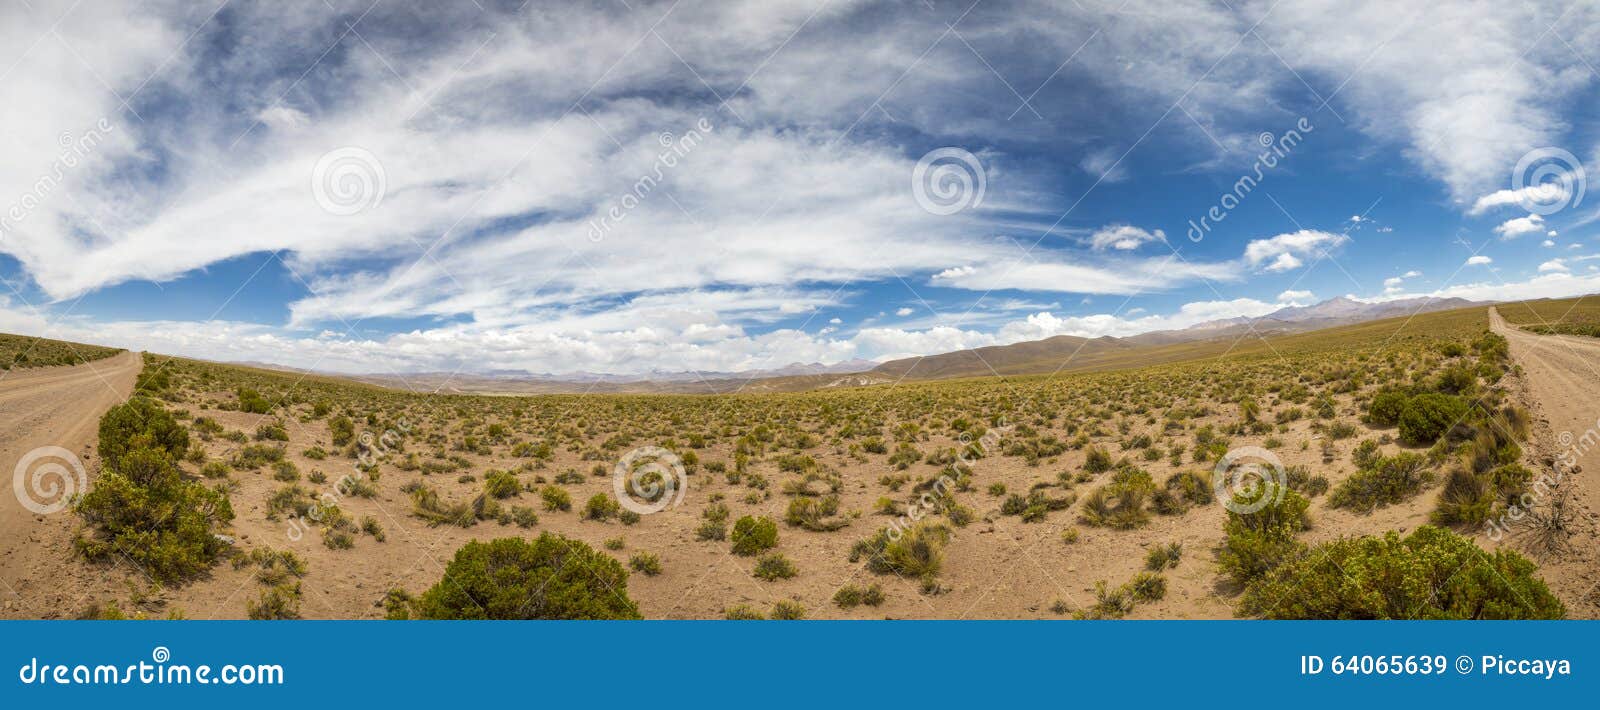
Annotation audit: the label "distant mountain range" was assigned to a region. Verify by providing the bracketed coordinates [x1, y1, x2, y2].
[303, 295, 1484, 394]
[1187, 295, 1478, 331]
[861, 295, 1481, 382]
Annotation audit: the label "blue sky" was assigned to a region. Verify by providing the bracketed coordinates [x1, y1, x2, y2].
[2, 0, 1599, 376]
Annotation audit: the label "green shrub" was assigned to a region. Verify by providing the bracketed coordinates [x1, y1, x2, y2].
[246, 584, 302, 620]
[1328, 452, 1433, 510]
[328, 416, 355, 447]
[362, 516, 386, 540]
[410, 486, 475, 528]
[1217, 484, 1309, 586]
[834, 583, 884, 608]
[696, 520, 727, 541]
[411, 535, 641, 619]
[1145, 542, 1182, 571]
[723, 605, 764, 620]
[1433, 463, 1531, 526]
[98, 397, 189, 472]
[540, 485, 572, 511]
[236, 387, 274, 414]
[1397, 393, 1468, 445]
[849, 522, 950, 579]
[752, 552, 798, 581]
[77, 405, 232, 584]
[629, 552, 662, 576]
[510, 506, 539, 528]
[1083, 446, 1113, 473]
[768, 600, 806, 620]
[1240, 526, 1563, 619]
[483, 470, 520, 499]
[1365, 390, 1409, 426]
[730, 516, 778, 555]
[584, 493, 621, 521]
[1078, 467, 1154, 529]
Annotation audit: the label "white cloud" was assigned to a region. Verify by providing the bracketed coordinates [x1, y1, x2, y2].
[894, 307, 914, 317]
[1088, 224, 1166, 251]
[1382, 270, 1422, 294]
[1539, 259, 1568, 273]
[1469, 183, 1570, 215]
[1466, 255, 1493, 266]
[1262, 254, 1302, 273]
[1494, 214, 1546, 238]
[1542, 239, 1556, 247]
[1243, 230, 1350, 272]
[1277, 289, 1314, 303]
[928, 254, 1240, 295]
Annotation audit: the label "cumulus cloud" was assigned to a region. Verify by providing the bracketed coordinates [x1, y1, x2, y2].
[1088, 224, 1165, 251]
[1494, 214, 1546, 238]
[1382, 269, 1422, 294]
[1243, 230, 1349, 273]
[1470, 184, 1570, 215]
[1466, 256, 1493, 266]
[1277, 289, 1314, 303]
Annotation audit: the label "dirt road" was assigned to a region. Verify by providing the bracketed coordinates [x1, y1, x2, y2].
[1489, 307, 1600, 612]
[0, 350, 140, 617]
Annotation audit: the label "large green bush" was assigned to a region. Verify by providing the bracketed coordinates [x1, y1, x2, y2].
[1365, 389, 1409, 426]
[97, 397, 189, 472]
[1240, 526, 1564, 619]
[1397, 393, 1468, 445]
[78, 401, 231, 584]
[1217, 484, 1309, 586]
[410, 535, 641, 619]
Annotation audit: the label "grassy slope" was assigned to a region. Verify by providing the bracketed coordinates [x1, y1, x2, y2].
[1496, 295, 1600, 336]
[0, 332, 124, 371]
